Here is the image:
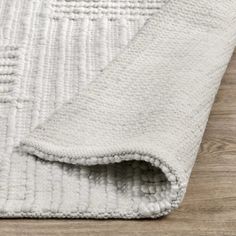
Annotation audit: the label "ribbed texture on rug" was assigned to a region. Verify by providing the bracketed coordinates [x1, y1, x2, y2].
[0, 0, 236, 218]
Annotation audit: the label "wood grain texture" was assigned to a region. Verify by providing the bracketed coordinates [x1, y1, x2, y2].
[0, 50, 235, 236]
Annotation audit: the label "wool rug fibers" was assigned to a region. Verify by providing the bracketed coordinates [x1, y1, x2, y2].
[0, 0, 236, 218]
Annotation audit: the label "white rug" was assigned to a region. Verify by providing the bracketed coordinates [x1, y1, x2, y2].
[0, 0, 235, 218]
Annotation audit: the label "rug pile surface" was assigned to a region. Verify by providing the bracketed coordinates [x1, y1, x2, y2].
[0, 0, 236, 218]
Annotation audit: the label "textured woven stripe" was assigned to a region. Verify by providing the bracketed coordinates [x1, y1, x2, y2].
[51, 0, 167, 19]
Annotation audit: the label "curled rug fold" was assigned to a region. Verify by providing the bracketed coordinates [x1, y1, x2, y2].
[1, 0, 236, 218]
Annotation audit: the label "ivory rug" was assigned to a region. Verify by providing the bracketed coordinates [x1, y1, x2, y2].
[0, 0, 236, 218]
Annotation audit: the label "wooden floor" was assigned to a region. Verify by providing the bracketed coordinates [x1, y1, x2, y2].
[0, 51, 236, 236]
